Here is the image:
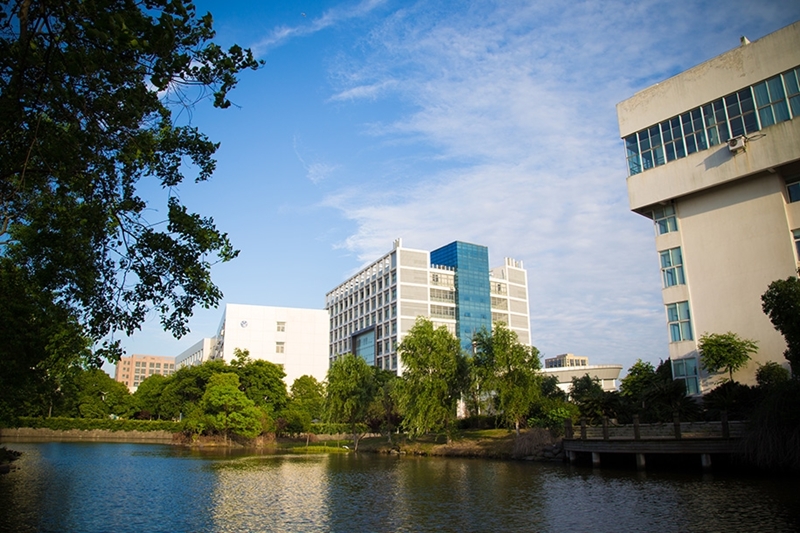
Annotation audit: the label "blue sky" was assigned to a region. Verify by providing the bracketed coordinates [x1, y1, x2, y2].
[115, 0, 800, 375]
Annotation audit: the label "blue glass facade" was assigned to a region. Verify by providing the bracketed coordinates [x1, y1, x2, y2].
[430, 241, 492, 353]
[353, 329, 375, 365]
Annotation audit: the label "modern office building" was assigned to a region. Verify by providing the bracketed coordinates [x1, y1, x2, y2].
[114, 354, 176, 391]
[205, 304, 330, 386]
[541, 354, 622, 393]
[175, 337, 217, 369]
[326, 239, 531, 373]
[617, 21, 800, 392]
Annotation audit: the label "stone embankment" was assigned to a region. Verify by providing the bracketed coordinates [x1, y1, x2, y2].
[0, 427, 176, 444]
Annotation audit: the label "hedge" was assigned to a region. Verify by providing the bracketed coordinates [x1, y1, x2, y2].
[14, 417, 183, 433]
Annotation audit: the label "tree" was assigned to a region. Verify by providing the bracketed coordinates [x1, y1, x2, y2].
[158, 360, 228, 419]
[569, 374, 606, 422]
[132, 374, 167, 419]
[762, 273, 800, 377]
[395, 318, 468, 443]
[366, 369, 401, 443]
[325, 354, 376, 452]
[755, 362, 790, 389]
[289, 375, 325, 421]
[473, 323, 541, 436]
[193, 373, 262, 443]
[619, 359, 659, 411]
[0, 1, 260, 370]
[698, 332, 758, 383]
[60, 368, 134, 419]
[230, 348, 288, 413]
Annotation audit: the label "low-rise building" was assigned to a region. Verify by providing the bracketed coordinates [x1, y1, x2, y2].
[541, 354, 622, 393]
[114, 354, 176, 391]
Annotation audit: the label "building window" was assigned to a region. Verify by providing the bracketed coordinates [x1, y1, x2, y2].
[660, 247, 685, 288]
[666, 301, 693, 342]
[754, 74, 791, 128]
[672, 357, 699, 395]
[787, 181, 800, 203]
[276, 342, 285, 354]
[430, 305, 455, 319]
[786, 67, 800, 117]
[794, 229, 800, 258]
[277, 321, 285, 332]
[680, 108, 707, 154]
[653, 205, 678, 235]
[724, 87, 758, 138]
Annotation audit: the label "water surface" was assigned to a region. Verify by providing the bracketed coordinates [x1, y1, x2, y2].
[1, 442, 798, 532]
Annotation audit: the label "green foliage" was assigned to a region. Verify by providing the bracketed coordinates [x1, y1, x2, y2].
[702, 381, 758, 420]
[698, 332, 758, 382]
[277, 407, 312, 437]
[395, 318, 468, 443]
[325, 353, 377, 451]
[158, 360, 228, 419]
[15, 416, 181, 433]
[540, 374, 568, 402]
[528, 404, 579, 437]
[132, 374, 168, 419]
[190, 373, 263, 440]
[0, 0, 260, 386]
[473, 323, 541, 435]
[761, 273, 800, 377]
[309, 422, 368, 435]
[230, 348, 288, 412]
[756, 362, 790, 389]
[366, 369, 401, 441]
[290, 375, 325, 421]
[739, 380, 800, 471]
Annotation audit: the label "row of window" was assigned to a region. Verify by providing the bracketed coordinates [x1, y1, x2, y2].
[625, 66, 800, 176]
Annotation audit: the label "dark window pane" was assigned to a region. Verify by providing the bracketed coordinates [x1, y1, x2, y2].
[754, 82, 770, 106]
[686, 135, 697, 154]
[696, 131, 707, 151]
[730, 116, 744, 137]
[666, 143, 676, 161]
[744, 112, 759, 134]
[788, 182, 800, 203]
[739, 88, 754, 113]
[676, 139, 686, 158]
[767, 76, 786, 100]
[642, 151, 654, 169]
[639, 130, 650, 150]
[774, 101, 790, 122]
[661, 121, 672, 142]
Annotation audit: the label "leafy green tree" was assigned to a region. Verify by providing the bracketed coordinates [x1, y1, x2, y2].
[395, 318, 468, 443]
[473, 323, 541, 436]
[325, 353, 376, 451]
[194, 373, 262, 442]
[0, 1, 260, 371]
[762, 273, 800, 377]
[619, 359, 660, 415]
[290, 375, 325, 421]
[230, 348, 288, 413]
[60, 368, 134, 419]
[698, 332, 758, 383]
[366, 369, 401, 443]
[159, 360, 228, 419]
[755, 362, 790, 389]
[132, 374, 167, 419]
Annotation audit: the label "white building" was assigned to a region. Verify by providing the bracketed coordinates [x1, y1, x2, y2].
[175, 337, 216, 368]
[198, 304, 330, 386]
[541, 353, 622, 393]
[617, 22, 800, 392]
[326, 239, 531, 373]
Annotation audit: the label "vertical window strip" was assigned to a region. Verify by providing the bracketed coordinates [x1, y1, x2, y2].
[666, 301, 693, 342]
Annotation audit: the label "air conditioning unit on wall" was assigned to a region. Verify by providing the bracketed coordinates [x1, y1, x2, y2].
[728, 136, 746, 152]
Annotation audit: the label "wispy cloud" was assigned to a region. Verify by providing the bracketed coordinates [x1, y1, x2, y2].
[251, 0, 388, 56]
[315, 0, 799, 368]
[294, 136, 338, 184]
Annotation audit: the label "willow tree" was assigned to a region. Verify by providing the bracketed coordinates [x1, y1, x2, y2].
[0, 0, 260, 382]
[395, 318, 468, 443]
[473, 323, 541, 436]
[325, 354, 376, 451]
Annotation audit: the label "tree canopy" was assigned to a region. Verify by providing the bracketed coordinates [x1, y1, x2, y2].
[325, 353, 376, 451]
[473, 323, 541, 435]
[0, 0, 260, 372]
[395, 318, 468, 443]
[698, 332, 758, 383]
[761, 273, 800, 377]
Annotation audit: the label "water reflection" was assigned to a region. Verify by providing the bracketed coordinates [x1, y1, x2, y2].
[0, 442, 798, 532]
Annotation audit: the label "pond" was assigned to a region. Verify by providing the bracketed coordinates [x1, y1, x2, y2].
[1, 442, 798, 532]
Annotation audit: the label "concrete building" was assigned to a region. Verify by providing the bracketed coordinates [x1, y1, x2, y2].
[175, 337, 216, 369]
[326, 239, 531, 373]
[617, 22, 800, 392]
[541, 354, 622, 393]
[114, 354, 176, 391]
[206, 304, 330, 386]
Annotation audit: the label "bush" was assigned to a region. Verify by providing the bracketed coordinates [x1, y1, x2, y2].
[15, 417, 183, 432]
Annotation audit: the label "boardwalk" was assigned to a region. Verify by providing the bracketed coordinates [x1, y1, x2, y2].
[562, 417, 743, 471]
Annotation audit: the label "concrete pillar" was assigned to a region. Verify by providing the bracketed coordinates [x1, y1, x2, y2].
[636, 453, 646, 471]
[673, 412, 682, 440]
[701, 454, 712, 471]
[592, 452, 601, 468]
[565, 419, 574, 439]
[721, 411, 730, 438]
[568, 451, 576, 464]
[602, 417, 609, 440]
[633, 415, 641, 440]
[580, 418, 587, 440]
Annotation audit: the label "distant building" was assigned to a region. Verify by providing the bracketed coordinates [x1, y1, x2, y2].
[204, 304, 330, 386]
[326, 239, 531, 373]
[541, 354, 622, 393]
[114, 354, 176, 392]
[617, 21, 800, 392]
[175, 337, 217, 368]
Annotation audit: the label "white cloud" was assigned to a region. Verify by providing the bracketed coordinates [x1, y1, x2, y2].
[315, 0, 798, 371]
[251, 0, 389, 56]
